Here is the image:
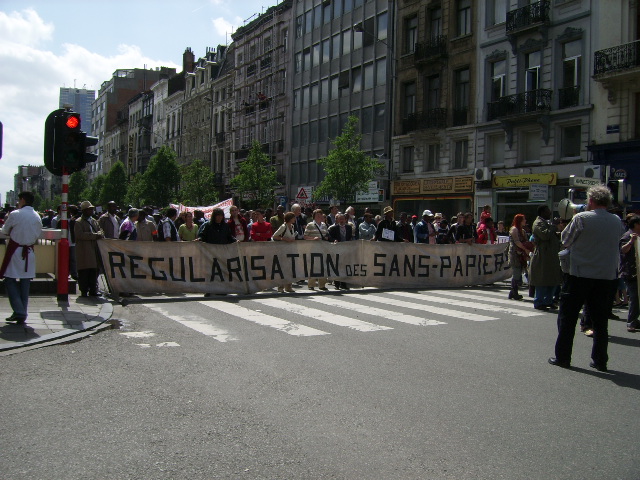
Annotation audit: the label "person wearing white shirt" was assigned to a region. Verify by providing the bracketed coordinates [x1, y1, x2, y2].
[0, 192, 43, 323]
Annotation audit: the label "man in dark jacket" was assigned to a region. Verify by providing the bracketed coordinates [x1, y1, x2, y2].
[198, 208, 237, 244]
[374, 206, 402, 242]
[328, 213, 353, 289]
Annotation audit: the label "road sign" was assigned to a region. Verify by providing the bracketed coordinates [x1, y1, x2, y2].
[296, 186, 313, 202]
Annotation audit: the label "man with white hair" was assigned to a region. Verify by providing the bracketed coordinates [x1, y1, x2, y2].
[291, 203, 307, 240]
[549, 184, 624, 372]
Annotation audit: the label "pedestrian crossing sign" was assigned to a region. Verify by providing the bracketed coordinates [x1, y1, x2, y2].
[296, 187, 309, 200]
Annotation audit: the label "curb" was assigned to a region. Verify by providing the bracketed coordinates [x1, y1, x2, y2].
[0, 302, 115, 355]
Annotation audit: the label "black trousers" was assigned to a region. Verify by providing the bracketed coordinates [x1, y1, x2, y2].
[78, 268, 98, 295]
[555, 275, 617, 366]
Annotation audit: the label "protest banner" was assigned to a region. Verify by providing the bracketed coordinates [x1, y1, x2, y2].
[97, 240, 511, 296]
[170, 198, 234, 220]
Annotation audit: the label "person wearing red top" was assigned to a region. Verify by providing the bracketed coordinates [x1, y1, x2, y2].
[227, 205, 250, 242]
[477, 217, 497, 244]
[250, 209, 272, 241]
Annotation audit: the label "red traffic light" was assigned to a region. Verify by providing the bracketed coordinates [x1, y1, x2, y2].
[65, 115, 80, 129]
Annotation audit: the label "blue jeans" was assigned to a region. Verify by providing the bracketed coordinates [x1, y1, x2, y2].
[554, 275, 616, 367]
[5, 277, 31, 320]
[534, 286, 556, 308]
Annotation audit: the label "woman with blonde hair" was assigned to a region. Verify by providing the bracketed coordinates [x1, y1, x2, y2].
[272, 212, 296, 293]
[508, 214, 533, 300]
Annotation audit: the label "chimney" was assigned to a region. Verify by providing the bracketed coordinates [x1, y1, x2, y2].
[183, 47, 195, 74]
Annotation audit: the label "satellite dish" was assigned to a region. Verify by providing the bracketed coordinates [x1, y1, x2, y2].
[558, 198, 586, 220]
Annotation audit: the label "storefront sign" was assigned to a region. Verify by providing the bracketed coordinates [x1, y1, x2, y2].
[356, 181, 380, 203]
[528, 184, 548, 202]
[393, 180, 421, 195]
[394, 176, 474, 195]
[569, 176, 600, 187]
[492, 173, 557, 188]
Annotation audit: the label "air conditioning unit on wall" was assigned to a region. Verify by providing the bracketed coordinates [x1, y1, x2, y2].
[583, 165, 602, 179]
[475, 167, 491, 181]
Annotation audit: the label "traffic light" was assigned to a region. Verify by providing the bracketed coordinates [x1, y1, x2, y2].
[44, 109, 95, 175]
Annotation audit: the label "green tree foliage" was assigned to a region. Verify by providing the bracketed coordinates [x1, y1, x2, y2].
[101, 161, 128, 207]
[139, 146, 181, 207]
[179, 159, 219, 206]
[230, 141, 279, 209]
[124, 173, 145, 207]
[80, 174, 105, 206]
[40, 194, 61, 212]
[32, 193, 44, 211]
[68, 170, 88, 205]
[313, 115, 383, 204]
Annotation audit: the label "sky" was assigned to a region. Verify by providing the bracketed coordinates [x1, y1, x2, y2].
[0, 0, 273, 204]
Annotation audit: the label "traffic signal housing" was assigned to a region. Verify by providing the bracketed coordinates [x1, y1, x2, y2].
[44, 108, 96, 175]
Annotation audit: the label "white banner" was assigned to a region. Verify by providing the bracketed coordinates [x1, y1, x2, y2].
[170, 198, 234, 220]
[97, 240, 511, 295]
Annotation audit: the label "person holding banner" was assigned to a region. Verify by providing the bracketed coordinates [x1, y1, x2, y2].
[272, 212, 297, 293]
[619, 215, 640, 333]
[304, 209, 330, 290]
[508, 214, 532, 300]
[228, 205, 249, 242]
[75, 201, 104, 297]
[374, 206, 402, 242]
[199, 208, 236, 244]
[250, 210, 272, 242]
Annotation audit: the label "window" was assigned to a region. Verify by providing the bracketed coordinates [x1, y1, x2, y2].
[353, 26, 363, 50]
[303, 47, 311, 71]
[342, 29, 352, 56]
[454, 68, 470, 125]
[313, 5, 322, 29]
[561, 125, 581, 158]
[488, 0, 507, 26]
[310, 120, 318, 144]
[338, 71, 350, 97]
[525, 51, 541, 91]
[521, 130, 540, 163]
[491, 60, 506, 101]
[364, 63, 374, 90]
[296, 15, 304, 38]
[311, 83, 319, 105]
[427, 144, 440, 171]
[376, 58, 387, 86]
[457, 0, 471, 36]
[402, 146, 414, 173]
[344, 0, 353, 14]
[562, 40, 581, 88]
[426, 75, 440, 109]
[302, 86, 310, 108]
[329, 115, 339, 138]
[430, 8, 442, 38]
[487, 134, 505, 166]
[374, 104, 386, 131]
[404, 16, 418, 54]
[332, 34, 341, 59]
[312, 43, 320, 67]
[295, 52, 302, 73]
[323, 0, 332, 24]
[363, 17, 375, 47]
[333, 0, 342, 19]
[301, 123, 309, 146]
[330, 75, 339, 99]
[263, 36, 272, 53]
[321, 78, 329, 103]
[352, 67, 362, 93]
[361, 106, 373, 134]
[404, 81, 416, 117]
[322, 39, 331, 63]
[293, 89, 300, 110]
[319, 118, 328, 141]
[305, 10, 313, 34]
[377, 12, 388, 41]
[453, 139, 469, 169]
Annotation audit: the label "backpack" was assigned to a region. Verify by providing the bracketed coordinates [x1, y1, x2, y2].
[156, 218, 166, 241]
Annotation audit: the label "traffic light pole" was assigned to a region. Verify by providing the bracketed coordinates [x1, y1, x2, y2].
[57, 168, 70, 302]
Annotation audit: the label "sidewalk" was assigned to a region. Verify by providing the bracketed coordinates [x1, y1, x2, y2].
[0, 293, 115, 355]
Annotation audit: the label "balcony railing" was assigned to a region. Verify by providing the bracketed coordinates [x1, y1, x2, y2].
[487, 89, 553, 120]
[558, 86, 580, 109]
[414, 36, 447, 63]
[506, 0, 550, 33]
[594, 39, 640, 76]
[452, 108, 468, 127]
[402, 108, 447, 134]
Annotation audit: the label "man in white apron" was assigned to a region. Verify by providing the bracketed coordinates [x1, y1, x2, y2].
[0, 192, 43, 323]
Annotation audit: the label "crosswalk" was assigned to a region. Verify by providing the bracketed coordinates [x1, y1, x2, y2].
[130, 287, 547, 343]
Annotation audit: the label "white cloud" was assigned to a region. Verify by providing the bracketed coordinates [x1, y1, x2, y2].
[0, 9, 179, 201]
[212, 17, 241, 37]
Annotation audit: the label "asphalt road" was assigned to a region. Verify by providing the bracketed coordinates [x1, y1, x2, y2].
[1, 285, 639, 479]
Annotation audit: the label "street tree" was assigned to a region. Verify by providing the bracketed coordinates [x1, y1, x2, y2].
[179, 159, 219, 206]
[230, 141, 279, 209]
[124, 173, 145, 207]
[140, 146, 181, 207]
[313, 115, 384, 204]
[68, 170, 88, 205]
[81, 174, 105, 206]
[101, 161, 128, 207]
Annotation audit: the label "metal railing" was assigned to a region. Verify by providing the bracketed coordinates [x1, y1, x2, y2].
[487, 89, 552, 120]
[414, 36, 447, 62]
[402, 109, 447, 134]
[594, 39, 640, 76]
[558, 86, 580, 109]
[506, 0, 550, 33]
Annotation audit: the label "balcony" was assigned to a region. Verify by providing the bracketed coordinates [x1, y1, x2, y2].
[558, 86, 580, 109]
[402, 109, 447, 134]
[506, 0, 550, 34]
[593, 39, 640, 80]
[414, 36, 447, 64]
[487, 89, 552, 121]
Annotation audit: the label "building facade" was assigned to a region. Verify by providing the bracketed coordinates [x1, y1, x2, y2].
[59, 87, 96, 135]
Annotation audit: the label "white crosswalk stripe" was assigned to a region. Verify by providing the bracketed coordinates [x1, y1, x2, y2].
[306, 296, 447, 326]
[388, 290, 544, 317]
[137, 287, 546, 341]
[347, 292, 498, 321]
[198, 301, 330, 337]
[252, 298, 393, 332]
